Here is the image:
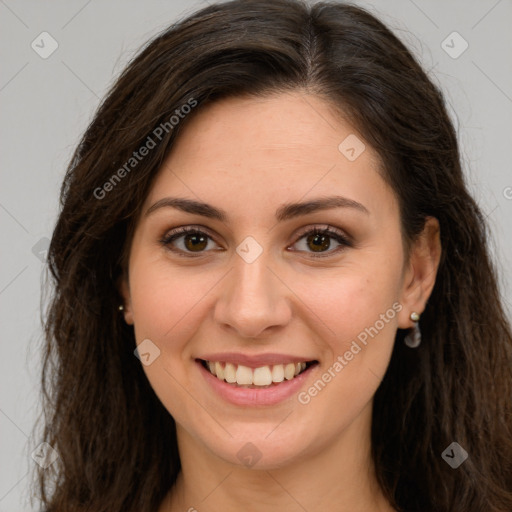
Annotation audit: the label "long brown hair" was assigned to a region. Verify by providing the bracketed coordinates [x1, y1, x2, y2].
[31, 1, 512, 511]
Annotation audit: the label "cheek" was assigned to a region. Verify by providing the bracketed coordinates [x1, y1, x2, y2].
[128, 258, 215, 422]
[299, 254, 402, 346]
[129, 256, 209, 344]
[331, 275, 400, 343]
[298, 253, 402, 405]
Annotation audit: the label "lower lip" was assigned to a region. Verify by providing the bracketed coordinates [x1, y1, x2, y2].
[196, 360, 318, 406]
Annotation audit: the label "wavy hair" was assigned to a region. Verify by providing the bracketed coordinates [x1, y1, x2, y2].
[31, 1, 512, 511]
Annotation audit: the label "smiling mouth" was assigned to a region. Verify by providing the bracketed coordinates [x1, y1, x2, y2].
[198, 359, 318, 388]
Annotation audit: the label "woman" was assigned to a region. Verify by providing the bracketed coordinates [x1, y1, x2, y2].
[33, 0, 512, 511]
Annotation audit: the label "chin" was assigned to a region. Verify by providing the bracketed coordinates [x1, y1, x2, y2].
[198, 422, 315, 470]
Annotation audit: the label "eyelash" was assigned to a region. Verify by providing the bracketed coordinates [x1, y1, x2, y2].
[159, 225, 352, 259]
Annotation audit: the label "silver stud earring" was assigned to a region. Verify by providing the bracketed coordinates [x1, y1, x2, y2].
[404, 312, 421, 348]
[118, 304, 124, 311]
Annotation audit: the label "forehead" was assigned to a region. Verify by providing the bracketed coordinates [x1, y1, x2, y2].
[144, 92, 396, 223]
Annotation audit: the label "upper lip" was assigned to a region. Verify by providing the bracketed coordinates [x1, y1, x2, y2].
[197, 352, 317, 368]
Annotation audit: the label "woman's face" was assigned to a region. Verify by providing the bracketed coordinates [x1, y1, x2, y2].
[121, 91, 421, 469]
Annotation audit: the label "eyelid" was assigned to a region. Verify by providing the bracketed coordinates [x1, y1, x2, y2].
[291, 223, 351, 244]
[162, 224, 219, 241]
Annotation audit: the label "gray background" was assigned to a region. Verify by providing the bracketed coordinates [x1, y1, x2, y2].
[1, 0, 511, 510]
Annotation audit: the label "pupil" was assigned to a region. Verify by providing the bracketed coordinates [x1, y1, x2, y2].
[185, 234, 207, 251]
[308, 233, 330, 252]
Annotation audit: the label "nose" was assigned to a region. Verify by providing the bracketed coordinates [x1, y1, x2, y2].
[213, 251, 292, 339]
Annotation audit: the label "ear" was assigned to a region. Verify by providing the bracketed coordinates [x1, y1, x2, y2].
[397, 216, 441, 329]
[117, 273, 134, 325]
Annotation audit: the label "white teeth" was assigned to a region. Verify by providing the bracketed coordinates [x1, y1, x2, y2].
[236, 365, 253, 385]
[224, 362, 237, 383]
[271, 364, 284, 383]
[284, 363, 296, 380]
[214, 361, 225, 380]
[204, 360, 311, 386]
[253, 366, 273, 386]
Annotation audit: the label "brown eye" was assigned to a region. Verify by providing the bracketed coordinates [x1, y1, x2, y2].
[183, 232, 208, 251]
[291, 227, 352, 257]
[160, 225, 351, 258]
[306, 232, 331, 252]
[160, 227, 218, 256]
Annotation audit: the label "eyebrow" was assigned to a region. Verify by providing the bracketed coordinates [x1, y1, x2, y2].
[145, 195, 369, 222]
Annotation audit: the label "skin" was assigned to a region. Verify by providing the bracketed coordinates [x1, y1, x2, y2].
[120, 91, 441, 512]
